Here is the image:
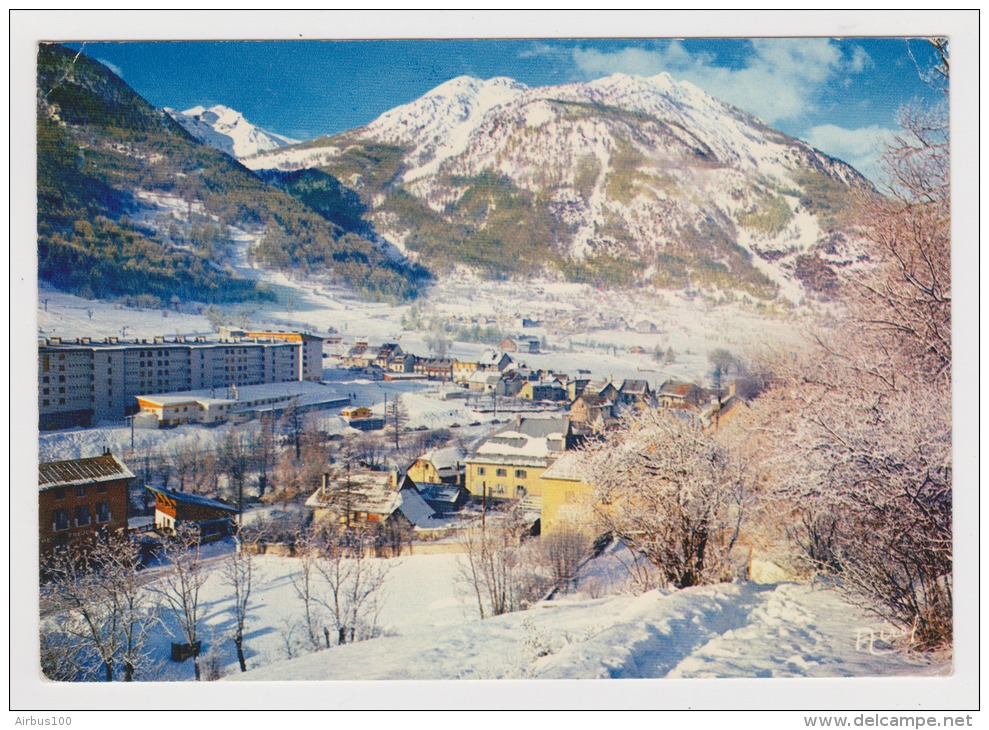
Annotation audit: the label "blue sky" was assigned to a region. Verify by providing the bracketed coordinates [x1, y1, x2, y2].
[65, 38, 945, 183]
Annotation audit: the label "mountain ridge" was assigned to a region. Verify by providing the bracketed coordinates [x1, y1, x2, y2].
[247, 71, 874, 302]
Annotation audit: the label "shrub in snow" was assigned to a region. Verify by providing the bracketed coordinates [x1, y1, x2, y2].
[581, 408, 748, 589]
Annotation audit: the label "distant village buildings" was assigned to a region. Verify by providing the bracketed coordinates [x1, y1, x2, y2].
[38, 329, 750, 559]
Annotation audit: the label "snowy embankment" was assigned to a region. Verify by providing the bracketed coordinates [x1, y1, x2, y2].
[189, 546, 949, 683]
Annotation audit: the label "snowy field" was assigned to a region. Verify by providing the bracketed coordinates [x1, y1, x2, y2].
[114, 540, 949, 682]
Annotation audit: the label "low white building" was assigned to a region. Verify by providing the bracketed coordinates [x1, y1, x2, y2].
[135, 381, 349, 427]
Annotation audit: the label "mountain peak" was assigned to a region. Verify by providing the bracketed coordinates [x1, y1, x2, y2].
[168, 104, 298, 159]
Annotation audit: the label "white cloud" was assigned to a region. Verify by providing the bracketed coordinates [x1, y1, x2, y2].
[571, 39, 869, 125]
[97, 58, 123, 78]
[803, 123, 898, 184]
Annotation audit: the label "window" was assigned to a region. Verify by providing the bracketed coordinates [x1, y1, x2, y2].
[76, 485, 87, 497]
[96, 502, 111, 523]
[496, 468, 508, 477]
[75, 505, 90, 527]
[53, 488, 65, 501]
[516, 485, 526, 497]
[96, 483, 108, 493]
[52, 509, 70, 532]
[476, 467, 486, 476]
[515, 469, 528, 479]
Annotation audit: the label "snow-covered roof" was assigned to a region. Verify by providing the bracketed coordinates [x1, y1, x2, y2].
[619, 379, 651, 395]
[472, 417, 570, 463]
[540, 452, 589, 483]
[39, 453, 134, 491]
[417, 446, 466, 472]
[137, 381, 347, 411]
[468, 370, 502, 384]
[477, 350, 510, 367]
[584, 380, 617, 396]
[396, 487, 436, 528]
[306, 471, 402, 515]
[146, 485, 239, 513]
[415, 482, 464, 504]
[659, 380, 701, 396]
[529, 379, 565, 389]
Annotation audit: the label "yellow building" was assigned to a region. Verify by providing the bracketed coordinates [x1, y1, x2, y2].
[465, 416, 572, 502]
[538, 452, 599, 536]
[406, 446, 465, 485]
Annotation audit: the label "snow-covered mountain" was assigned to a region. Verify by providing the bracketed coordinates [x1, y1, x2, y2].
[168, 104, 299, 159]
[247, 72, 875, 302]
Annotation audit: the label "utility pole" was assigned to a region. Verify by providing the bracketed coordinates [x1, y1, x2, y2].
[481, 481, 487, 533]
[344, 464, 352, 530]
[393, 395, 400, 452]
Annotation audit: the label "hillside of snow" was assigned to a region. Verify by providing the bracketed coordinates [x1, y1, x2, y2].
[168, 104, 299, 159]
[191, 544, 948, 683]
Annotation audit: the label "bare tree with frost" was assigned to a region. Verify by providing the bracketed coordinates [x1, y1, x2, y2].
[755, 44, 952, 648]
[581, 408, 748, 589]
[41, 533, 159, 681]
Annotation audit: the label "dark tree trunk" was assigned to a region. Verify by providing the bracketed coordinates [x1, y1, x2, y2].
[105, 661, 113, 682]
[124, 660, 135, 682]
[234, 636, 247, 673]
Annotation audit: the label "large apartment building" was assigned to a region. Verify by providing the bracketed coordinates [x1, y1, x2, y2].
[39, 331, 323, 430]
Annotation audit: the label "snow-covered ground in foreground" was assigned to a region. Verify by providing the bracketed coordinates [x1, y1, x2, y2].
[149, 542, 946, 683]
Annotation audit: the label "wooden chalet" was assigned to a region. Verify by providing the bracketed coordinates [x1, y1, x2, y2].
[306, 471, 437, 529]
[146, 486, 239, 540]
[39, 449, 133, 559]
